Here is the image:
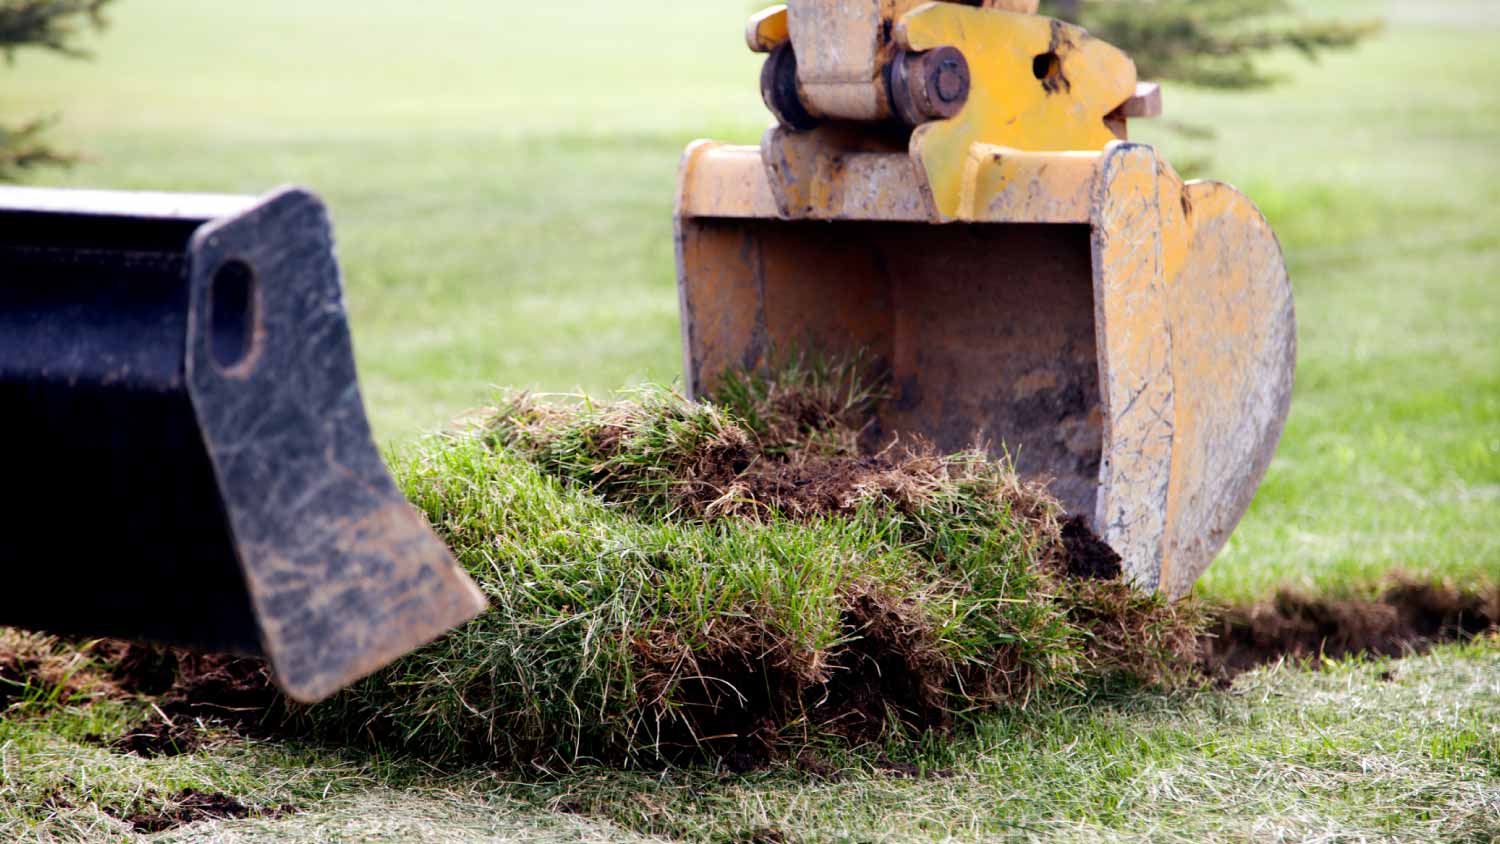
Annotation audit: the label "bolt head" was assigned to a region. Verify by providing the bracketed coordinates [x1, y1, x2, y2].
[934, 60, 966, 102]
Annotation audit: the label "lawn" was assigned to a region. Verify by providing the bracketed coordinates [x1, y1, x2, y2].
[2, 0, 1498, 841]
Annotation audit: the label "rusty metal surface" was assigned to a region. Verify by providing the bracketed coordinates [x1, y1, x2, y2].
[1089, 145, 1176, 589]
[1157, 175, 1296, 596]
[890, 46, 971, 126]
[681, 5, 1295, 595]
[761, 44, 822, 132]
[678, 218, 1102, 516]
[0, 186, 486, 701]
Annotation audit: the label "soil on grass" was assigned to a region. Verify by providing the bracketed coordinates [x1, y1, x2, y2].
[104, 788, 287, 834]
[1060, 516, 1123, 580]
[1203, 577, 1499, 678]
[94, 643, 276, 713]
[86, 717, 205, 758]
[0, 630, 115, 712]
[634, 582, 959, 767]
[51, 377, 1500, 770]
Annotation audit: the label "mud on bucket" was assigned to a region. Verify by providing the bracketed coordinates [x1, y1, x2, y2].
[676, 138, 1296, 599]
[0, 186, 485, 703]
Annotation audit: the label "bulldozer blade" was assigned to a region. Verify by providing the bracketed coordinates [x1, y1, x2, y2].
[676, 141, 1295, 597]
[0, 186, 486, 703]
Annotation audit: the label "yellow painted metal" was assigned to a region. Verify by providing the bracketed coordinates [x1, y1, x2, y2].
[677, 2, 1296, 596]
[746, 5, 790, 53]
[899, 4, 1136, 219]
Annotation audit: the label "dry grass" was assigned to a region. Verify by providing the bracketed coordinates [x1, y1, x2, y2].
[0, 630, 119, 715]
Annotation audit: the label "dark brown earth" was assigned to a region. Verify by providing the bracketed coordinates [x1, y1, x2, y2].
[1202, 577, 1499, 678]
[103, 788, 286, 834]
[735, 827, 792, 844]
[678, 443, 954, 522]
[87, 718, 204, 758]
[40, 578, 1493, 777]
[90, 642, 281, 732]
[631, 583, 967, 768]
[1060, 516, 1124, 580]
[73, 642, 287, 759]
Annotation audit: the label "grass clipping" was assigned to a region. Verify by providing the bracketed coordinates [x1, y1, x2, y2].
[320, 364, 1205, 765]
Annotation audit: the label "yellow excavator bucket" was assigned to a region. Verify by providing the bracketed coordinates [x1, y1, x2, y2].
[676, 1, 1295, 597]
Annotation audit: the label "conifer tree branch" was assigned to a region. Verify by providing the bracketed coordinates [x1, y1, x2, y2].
[1039, 0, 1382, 89]
[1, 0, 113, 181]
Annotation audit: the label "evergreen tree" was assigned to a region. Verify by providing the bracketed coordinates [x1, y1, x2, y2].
[1, 0, 111, 180]
[1040, 0, 1380, 89]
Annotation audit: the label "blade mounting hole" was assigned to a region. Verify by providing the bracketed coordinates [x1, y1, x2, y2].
[210, 259, 258, 373]
[1033, 52, 1061, 81]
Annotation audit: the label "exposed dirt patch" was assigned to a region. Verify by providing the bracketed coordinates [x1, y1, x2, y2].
[91, 642, 279, 724]
[104, 788, 288, 834]
[795, 752, 842, 782]
[1060, 516, 1123, 581]
[495, 383, 1056, 528]
[88, 717, 205, 758]
[629, 571, 1498, 749]
[631, 618, 814, 769]
[160, 652, 280, 726]
[1203, 578, 1499, 678]
[818, 586, 953, 741]
[699, 454, 913, 520]
[1066, 578, 1208, 687]
[86, 639, 181, 696]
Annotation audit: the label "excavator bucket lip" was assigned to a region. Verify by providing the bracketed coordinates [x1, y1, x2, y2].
[0, 185, 487, 703]
[0, 186, 256, 220]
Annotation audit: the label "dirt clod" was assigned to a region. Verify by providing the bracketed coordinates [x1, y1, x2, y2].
[795, 752, 842, 782]
[735, 827, 792, 844]
[1060, 516, 1123, 581]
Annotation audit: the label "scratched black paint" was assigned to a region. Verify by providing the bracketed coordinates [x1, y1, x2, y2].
[0, 188, 483, 702]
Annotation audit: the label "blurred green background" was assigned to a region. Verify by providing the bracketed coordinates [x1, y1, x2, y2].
[6, 0, 1497, 599]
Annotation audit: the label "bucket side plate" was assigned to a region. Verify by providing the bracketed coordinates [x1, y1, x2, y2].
[184, 189, 486, 703]
[1091, 145, 1295, 595]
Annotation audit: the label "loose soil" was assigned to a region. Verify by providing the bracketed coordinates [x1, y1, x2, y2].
[87, 717, 204, 759]
[1060, 516, 1124, 580]
[103, 789, 287, 834]
[89, 642, 281, 733]
[68, 575, 1490, 773]
[1203, 577, 1499, 678]
[630, 582, 970, 768]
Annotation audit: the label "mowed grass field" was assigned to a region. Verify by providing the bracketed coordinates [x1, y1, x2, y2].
[2, 1, 1498, 841]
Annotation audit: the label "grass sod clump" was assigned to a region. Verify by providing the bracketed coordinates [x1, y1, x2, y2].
[309, 364, 1204, 766]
